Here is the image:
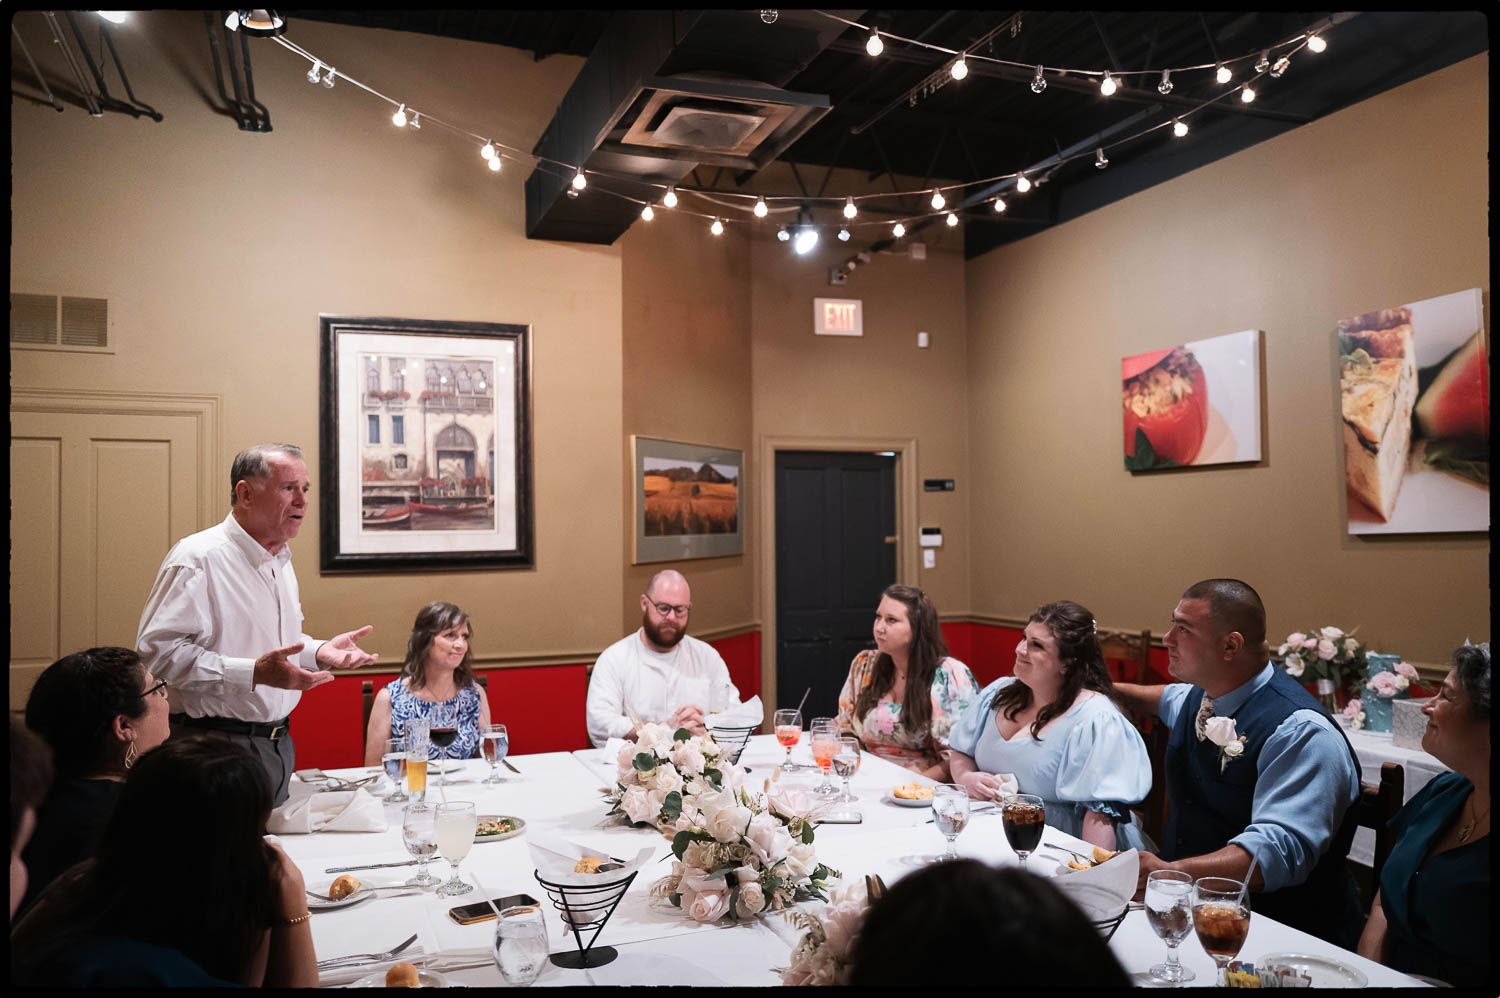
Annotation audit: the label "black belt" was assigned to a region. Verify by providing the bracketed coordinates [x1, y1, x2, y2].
[174, 713, 291, 741]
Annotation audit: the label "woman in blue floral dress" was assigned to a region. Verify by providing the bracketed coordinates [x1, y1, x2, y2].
[363, 602, 491, 764]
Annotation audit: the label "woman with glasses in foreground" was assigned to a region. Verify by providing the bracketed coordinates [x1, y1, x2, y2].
[17, 646, 171, 915]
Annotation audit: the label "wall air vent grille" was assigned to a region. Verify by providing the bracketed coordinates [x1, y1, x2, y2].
[10, 294, 109, 350]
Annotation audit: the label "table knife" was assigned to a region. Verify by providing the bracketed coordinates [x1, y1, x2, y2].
[324, 858, 421, 873]
[502, 759, 521, 774]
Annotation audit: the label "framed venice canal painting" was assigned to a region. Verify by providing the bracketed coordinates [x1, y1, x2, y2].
[319, 315, 534, 572]
[631, 436, 743, 563]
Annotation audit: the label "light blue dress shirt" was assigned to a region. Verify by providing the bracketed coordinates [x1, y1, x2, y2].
[1159, 664, 1360, 892]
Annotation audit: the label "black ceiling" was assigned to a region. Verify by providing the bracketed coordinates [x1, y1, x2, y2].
[288, 10, 1489, 259]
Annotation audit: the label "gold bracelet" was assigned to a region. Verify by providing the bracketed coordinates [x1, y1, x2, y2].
[277, 912, 311, 927]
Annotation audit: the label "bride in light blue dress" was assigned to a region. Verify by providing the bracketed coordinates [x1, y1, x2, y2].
[948, 600, 1152, 853]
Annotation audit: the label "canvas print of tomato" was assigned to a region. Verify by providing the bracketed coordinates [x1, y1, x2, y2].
[1123, 329, 1262, 471]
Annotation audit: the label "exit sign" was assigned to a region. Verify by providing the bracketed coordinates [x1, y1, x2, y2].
[814, 298, 863, 337]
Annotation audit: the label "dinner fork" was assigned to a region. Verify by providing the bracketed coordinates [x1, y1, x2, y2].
[305, 884, 417, 901]
[1041, 843, 1092, 864]
[315, 932, 419, 969]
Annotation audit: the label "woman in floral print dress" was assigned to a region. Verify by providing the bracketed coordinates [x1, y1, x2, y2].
[836, 585, 978, 779]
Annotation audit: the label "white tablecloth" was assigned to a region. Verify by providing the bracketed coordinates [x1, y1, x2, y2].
[281, 736, 1425, 987]
[1339, 721, 1449, 867]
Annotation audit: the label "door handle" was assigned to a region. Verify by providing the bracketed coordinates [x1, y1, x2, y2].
[883, 535, 898, 544]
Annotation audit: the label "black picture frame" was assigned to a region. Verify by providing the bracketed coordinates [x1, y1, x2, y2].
[319, 314, 534, 572]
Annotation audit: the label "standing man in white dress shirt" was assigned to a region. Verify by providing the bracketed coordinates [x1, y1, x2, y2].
[586, 570, 740, 748]
[136, 443, 378, 805]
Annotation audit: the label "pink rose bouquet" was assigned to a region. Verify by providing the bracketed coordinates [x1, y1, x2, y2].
[604, 723, 738, 836]
[778, 880, 876, 986]
[1277, 624, 1367, 691]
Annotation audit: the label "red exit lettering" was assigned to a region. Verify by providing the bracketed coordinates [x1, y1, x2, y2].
[823, 302, 857, 331]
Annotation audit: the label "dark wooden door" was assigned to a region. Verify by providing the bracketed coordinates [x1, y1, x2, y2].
[774, 451, 896, 721]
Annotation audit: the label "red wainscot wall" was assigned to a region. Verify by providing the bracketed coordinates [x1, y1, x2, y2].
[939, 621, 1174, 687]
[292, 630, 764, 771]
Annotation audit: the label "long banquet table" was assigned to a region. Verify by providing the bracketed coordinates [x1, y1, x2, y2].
[281, 735, 1425, 987]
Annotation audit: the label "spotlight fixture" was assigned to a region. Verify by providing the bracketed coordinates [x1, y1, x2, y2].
[641, 204, 654, 221]
[1015, 173, 1031, 193]
[945, 212, 958, 228]
[95, 11, 129, 24]
[793, 225, 819, 255]
[566, 188, 579, 199]
[322, 67, 336, 88]
[843, 198, 857, 219]
[950, 55, 968, 81]
[572, 171, 587, 190]
[710, 218, 724, 236]
[1240, 86, 1256, 103]
[892, 222, 905, 238]
[307, 61, 322, 84]
[992, 197, 1006, 212]
[930, 189, 945, 210]
[1158, 69, 1173, 95]
[837, 228, 851, 242]
[1307, 32, 1326, 53]
[1031, 65, 1046, 93]
[1172, 118, 1189, 138]
[754, 198, 769, 218]
[777, 226, 790, 242]
[1095, 147, 1109, 169]
[866, 28, 883, 57]
[1216, 63, 1232, 85]
[392, 104, 407, 127]
[759, 9, 778, 24]
[1099, 71, 1116, 97]
[226, 9, 286, 37]
[663, 188, 678, 208]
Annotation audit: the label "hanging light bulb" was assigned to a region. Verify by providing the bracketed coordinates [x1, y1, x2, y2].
[96, 11, 129, 23]
[1270, 56, 1290, 79]
[488, 155, 502, 172]
[1307, 32, 1326, 53]
[1216, 63, 1232, 85]
[950, 54, 968, 81]
[322, 67, 336, 88]
[1016, 173, 1031, 193]
[837, 228, 851, 242]
[641, 204, 654, 221]
[892, 222, 905, 238]
[392, 104, 407, 127]
[1095, 147, 1109, 169]
[1158, 69, 1173, 95]
[1256, 49, 1271, 74]
[930, 189, 945, 210]
[1099, 71, 1117, 96]
[307, 60, 322, 84]
[710, 218, 724, 236]
[753, 198, 769, 217]
[759, 9, 778, 24]
[410, 112, 421, 130]
[481, 141, 495, 161]
[777, 226, 790, 242]
[945, 212, 958, 228]
[1172, 117, 1189, 138]
[992, 197, 1006, 212]
[793, 226, 819, 255]
[572, 170, 587, 191]
[1240, 86, 1256, 103]
[865, 28, 883, 57]
[1031, 65, 1047, 93]
[663, 187, 678, 208]
[843, 198, 857, 219]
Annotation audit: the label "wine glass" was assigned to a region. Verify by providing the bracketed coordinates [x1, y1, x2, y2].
[773, 708, 803, 770]
[434, 800, 479, 897]
[809, 718, 840, 796]
[429, 701, 460, 800]
[1192, 876, 1251, 987]
[481, 723, 509, 785]
[1145, 870, 1197, 985]
[493, 903, 549, 986]
[931, 784, 971, 861]
[381, 737, 409, 803]
[405, 721, 430, 803]
[401, 802, 440, 888]
[1001, 794, 1045, 871]
[831, 736, 861, 803]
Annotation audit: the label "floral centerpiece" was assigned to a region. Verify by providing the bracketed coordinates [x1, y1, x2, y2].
[1341, 700, 1368, 731]
[1275, 625, 1368, 704]
[777, 879, 874, 986]
[603, 722, 742, 836]
[649, 783, 840, 924]
[1366, 660, 1418, 698]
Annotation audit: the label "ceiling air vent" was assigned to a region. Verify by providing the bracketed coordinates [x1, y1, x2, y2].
[10, 293, 109, 350]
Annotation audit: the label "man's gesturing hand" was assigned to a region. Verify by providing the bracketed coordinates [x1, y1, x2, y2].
[253, 644, 333, 691]
[316, 625, 379, 670]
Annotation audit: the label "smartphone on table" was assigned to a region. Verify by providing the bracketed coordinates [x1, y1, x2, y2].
[448, 893, 541, 925]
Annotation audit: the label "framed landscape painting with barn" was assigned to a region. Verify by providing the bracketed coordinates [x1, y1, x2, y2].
[632, 436, 743, 563]
[319, 315, 534, 572]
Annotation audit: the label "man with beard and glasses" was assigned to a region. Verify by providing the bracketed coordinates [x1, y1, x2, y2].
[585, 570, 740, 747]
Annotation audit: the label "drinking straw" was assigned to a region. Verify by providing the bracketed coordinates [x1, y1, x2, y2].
[1238, 852, 1259, 907]
[794, 686, 811, 718]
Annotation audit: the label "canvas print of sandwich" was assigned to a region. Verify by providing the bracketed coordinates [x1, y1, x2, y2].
[1339, 287, 1489, 535]
[1123, 329, 1262, 471]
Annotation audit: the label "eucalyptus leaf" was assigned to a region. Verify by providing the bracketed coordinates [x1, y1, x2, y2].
[659, 790, 683, 821]
[633, 752, 657, 772]
[801, 822, 816, 844]
[674, 727, 693, 743]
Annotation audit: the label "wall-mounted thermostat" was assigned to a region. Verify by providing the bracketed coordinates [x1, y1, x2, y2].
[919, 527, 943, 548]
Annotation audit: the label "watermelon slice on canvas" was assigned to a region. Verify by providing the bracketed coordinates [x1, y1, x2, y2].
[1415, 330, 1489, 441]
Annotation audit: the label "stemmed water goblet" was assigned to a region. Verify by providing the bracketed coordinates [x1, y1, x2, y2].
[481, 723, 509, 785]
[1145, 869, 1197, 985]
[401, 802, 440, 888]
[434, 800, 479, 897]
[809, 718, 840, 796]
[831, 736, 861, 803]
[930, 784, 971, 861]
[773, 708, 803, 771]
[1192, 876, 1251, 987]
[1000, 794, 1045, 871]
[380, 737, 409, 803]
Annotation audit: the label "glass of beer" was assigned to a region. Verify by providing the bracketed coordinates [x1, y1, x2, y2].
[1145, 870, 1197, 985]
[773, 708, 803, 770]
[381, 738, 409, 803]
[1192, 876, 1251, 987]
[809, 718, 840, 796]
[406, 720, 430, 803]
[1000, 794, 1045, 871]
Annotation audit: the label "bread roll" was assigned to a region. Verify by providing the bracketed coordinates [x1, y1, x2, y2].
[573, 856, 604, 874]
[384, 962, 419, 988]
[328, 873, 362, 900]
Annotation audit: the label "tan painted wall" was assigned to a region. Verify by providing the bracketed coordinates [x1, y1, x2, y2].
[965, 55, 1490, 663]
[10, 13, 624, 671]
[619, 210, 755, 634]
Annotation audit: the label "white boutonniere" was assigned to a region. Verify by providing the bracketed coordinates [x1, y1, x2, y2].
[1203, 717, 1248, 773]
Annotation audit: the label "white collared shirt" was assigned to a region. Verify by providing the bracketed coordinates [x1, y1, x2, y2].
[136, 512, 324, 723]
[585, 629, 740, 747]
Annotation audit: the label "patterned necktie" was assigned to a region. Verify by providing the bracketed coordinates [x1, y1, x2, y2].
[1195, 695, 1216, 741]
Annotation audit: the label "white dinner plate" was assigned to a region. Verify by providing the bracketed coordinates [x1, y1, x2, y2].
[349, 968, 448, 988]
[307, 887, 373, 912]
[1258, 953, 1368, 988]
[474, 814, 526, 843]
[882, 791, 935, 808]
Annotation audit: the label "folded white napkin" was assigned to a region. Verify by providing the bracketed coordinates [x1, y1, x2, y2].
[988, 772, 1020, 798]
[267, 781, 388, 834]
[527, 838, 658, 888]
[316, 946, 497, 987]
[1051, 847, 1138, 920]
[705, 695, 764, 729]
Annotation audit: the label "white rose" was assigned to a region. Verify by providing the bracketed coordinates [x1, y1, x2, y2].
[621, 785, 657, 825]
[784, 841, 818, 880]
[1283, 653, 1304, 677]
[1203, 716, 1239, 748]
[681, 840, 712, 870]
[1320, 626, 1345, 640]
[1222, 740, 1245, 759]
[617, 740, 642, 771]
[654, 765, 683, 795]
[735, 879, 766, 918]
[671, 743, 707, 776]
[707, 803, 752, 843]
[1277, 643, 1290, 656]
[686, 887, 729, 923]
[744, 812, 793, 866]
[1343, 637, 1359, 654]
[721, 762, 746, 790]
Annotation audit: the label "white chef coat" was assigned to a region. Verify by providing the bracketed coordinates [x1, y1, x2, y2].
[136, 513, 325, 723]
[585, 629, 740, 747]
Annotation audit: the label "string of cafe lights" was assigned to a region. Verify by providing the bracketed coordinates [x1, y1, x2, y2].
[265, 13, 1338, 248]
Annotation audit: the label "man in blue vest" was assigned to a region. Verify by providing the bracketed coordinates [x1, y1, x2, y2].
[1116, 579, 1363, 949]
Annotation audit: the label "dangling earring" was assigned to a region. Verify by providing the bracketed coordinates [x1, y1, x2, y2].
[124, 739, 138, 771]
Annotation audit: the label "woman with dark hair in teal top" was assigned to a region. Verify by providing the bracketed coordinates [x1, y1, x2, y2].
[1357, 642, 1490, 988]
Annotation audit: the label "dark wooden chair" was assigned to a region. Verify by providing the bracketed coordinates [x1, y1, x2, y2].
[1351, 761, 1405, 897]
[1098, 627, 1151, 684]
[361, 673, 490, 752]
